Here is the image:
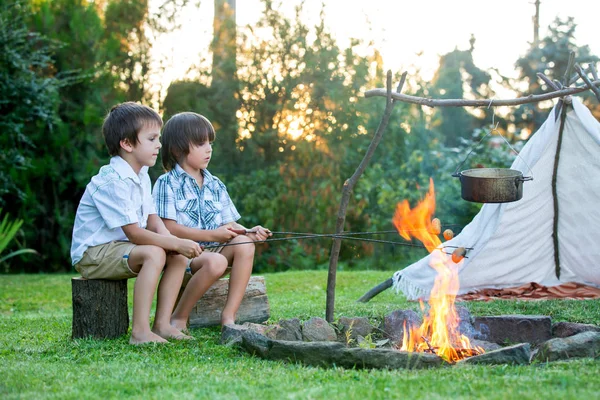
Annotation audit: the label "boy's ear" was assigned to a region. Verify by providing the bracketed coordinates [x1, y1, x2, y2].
[120, 138, 134, 153]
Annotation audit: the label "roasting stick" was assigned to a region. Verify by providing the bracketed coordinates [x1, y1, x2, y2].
[269, 230, 471, 250]
[204, 229, 472, 257]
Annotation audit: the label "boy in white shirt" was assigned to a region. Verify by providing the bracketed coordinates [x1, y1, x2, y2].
[71, 102, 202, 344]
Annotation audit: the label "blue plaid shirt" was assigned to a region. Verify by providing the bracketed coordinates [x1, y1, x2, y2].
[152, 164, 241, 246]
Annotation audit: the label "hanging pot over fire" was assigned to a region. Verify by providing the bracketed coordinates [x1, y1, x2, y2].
[454, 168, 533, 203]
[452, 125, 533, 203]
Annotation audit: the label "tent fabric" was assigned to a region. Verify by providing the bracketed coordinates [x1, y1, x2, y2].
[392, 98, 600, 300]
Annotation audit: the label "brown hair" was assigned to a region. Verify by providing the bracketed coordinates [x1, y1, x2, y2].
[102, 102, 163, 156]
[161, 112, 216, 171]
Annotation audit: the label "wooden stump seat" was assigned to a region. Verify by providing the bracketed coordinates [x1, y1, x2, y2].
[71, 275, 270, 339]
[181, 275, 270, 328]
[71, 277, 129, 339]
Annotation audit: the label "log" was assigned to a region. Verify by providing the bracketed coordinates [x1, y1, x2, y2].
[186, 276, 270, 328]
[71, 277, 129, 339]
[357, 278, 393, 303]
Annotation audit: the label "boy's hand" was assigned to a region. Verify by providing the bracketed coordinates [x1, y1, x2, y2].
[209, 225, 238, 242]
[175, 238, 202, 259]
[247, 225, 272, 242]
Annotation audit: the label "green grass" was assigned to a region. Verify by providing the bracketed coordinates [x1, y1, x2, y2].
[1, 271, 600, 399]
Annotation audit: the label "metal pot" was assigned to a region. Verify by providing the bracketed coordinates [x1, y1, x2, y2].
[453, 168, 533, 203]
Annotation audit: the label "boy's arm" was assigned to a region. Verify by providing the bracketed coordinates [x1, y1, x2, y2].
[163, 219, 238, 243]
[121, 223, 201, 259]
[146, 213, 171, 236]
[228, 222, 272, 242]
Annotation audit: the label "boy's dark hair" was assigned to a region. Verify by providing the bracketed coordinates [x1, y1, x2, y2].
[161, 112, 216, 171]
[102, 102, 163, 156]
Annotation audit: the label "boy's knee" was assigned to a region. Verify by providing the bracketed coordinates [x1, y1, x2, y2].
[206, 256, 228, 276]
[235, 235, 255, 255]
[144, 245, 167, 266]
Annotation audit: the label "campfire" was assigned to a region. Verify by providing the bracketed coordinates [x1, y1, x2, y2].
[392, 178, 484, 363]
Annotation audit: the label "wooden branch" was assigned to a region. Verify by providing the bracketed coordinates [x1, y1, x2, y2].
[590, 63, 599, 81]
[356, 278, 393, 303]
[364, 79, 600, 107]
[575, 64, 600, 102]
[551, 104, 568, 280]
[537, 73, 560, 90]
[563, 52, 576, 86]
[325, 71, 405, 322]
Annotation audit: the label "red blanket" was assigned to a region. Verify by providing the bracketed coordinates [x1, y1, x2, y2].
[456, 282, 600, 301]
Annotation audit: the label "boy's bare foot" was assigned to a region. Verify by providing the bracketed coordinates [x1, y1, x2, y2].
[153, 325, 194, 340]
[170, 317, 189, 333]
[129, 331, 169, 345]
[221, 317, 235, 326]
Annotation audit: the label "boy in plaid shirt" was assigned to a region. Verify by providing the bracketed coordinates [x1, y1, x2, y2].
[153, 112, 271, 328]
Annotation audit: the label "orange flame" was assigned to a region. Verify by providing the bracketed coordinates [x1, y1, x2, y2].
[393, 178, 483, 363]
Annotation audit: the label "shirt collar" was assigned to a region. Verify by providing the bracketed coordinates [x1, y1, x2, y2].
[173, 163, 214, 184]
[110, 156, 148, 183]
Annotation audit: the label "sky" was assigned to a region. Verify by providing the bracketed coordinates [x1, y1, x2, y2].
[150, 0, 599, 97]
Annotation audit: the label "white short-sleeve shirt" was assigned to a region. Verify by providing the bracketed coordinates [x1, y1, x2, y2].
[70, 156, 156, 265]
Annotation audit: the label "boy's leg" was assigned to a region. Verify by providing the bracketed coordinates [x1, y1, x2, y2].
[171, 252, 228, 331]
[152, 253, 192, 340]
[126, 245, 168, 344]
[219, 235, 255, 326]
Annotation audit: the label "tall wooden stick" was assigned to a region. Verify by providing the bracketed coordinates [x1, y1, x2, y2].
[325, 71, 405, 322]
[551, 102, 569, 279]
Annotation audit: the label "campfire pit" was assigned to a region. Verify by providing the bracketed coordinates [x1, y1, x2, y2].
[226, 312, 600, 370]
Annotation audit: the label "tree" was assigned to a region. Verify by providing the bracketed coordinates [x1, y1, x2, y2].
[512, 17, 599, 131]
[429, 36, 492, 147]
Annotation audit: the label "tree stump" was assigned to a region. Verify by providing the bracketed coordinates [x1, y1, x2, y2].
[71, 277, 129, 339]
[185, 275, 270, 328]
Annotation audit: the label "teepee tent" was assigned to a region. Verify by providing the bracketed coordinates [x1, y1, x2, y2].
[392, 97, 600, 300]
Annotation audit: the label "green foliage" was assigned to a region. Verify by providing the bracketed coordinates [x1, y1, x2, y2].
[228, 145, 371, 272]
[0, 1, 61, 205]
[429, 38, 493, 147]
[0, 209, 38, 266]
[511, 17, 599, 130]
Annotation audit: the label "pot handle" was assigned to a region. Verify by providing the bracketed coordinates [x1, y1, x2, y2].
[519, 176, 534, 182]
[452, 124, 534, 181]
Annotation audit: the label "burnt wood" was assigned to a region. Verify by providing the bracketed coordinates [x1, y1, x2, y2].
[71, 277, 129, 339]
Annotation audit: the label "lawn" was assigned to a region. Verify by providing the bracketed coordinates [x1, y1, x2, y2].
[1, 270, 600, 399]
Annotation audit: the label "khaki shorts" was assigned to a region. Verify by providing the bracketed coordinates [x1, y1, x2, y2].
[75, 241, 137, 280]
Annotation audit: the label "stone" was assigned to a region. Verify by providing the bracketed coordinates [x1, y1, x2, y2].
[455, 306, 477, 338]
[240, 330, 273, 358]
[275, 318, 303, 341]
[382, 309, 422, 343]
[459, 343, 531, 366]
[470, 339, 502, 352]
[534, 331, 600, 362]
[302, 317, 337, 342]
[473, 315, 552, 345]
[221, 324, 248, 345]
[239, 331, 445, 370]
[552, 322, 600, 338]
[338, 316, 374, 341]
[242, 322, 281, 339]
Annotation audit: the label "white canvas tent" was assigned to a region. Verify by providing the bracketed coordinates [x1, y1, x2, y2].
[393, 97, 600, 300]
